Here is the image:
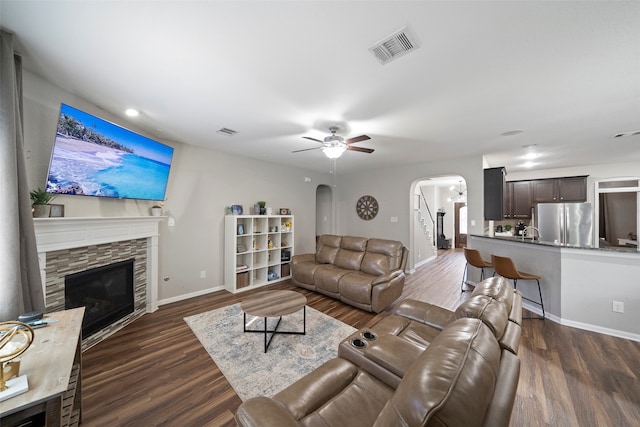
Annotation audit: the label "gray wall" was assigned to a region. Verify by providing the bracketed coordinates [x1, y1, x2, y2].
[22, 70, 331, 303]
[21, 69, 493, 303]
[335, 157, 484, 271]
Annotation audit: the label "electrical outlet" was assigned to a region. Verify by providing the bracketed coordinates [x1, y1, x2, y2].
[200, 270, 206, 279]
[612, 301, 624, 313]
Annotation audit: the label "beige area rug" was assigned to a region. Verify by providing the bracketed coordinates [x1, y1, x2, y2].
[184, 303, 356, 401]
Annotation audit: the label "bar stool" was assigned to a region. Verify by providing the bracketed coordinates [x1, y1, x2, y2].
[461, 248, 492, 292]
[491, 255, 544, 319]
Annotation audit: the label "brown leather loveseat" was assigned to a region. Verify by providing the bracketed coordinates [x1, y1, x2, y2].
[291, 235, 408, 313]
[235, 277, 522, 427]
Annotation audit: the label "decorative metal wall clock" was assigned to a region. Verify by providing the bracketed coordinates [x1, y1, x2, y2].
[356, 195, 379, 220]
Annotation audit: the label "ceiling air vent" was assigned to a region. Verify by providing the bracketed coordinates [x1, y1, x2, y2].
[217, 127, 238, 136]
[369, 27, 418, 65]
[613, 130, 640, 138]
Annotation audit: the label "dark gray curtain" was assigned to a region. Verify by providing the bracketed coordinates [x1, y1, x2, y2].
[0, 29, 45, 321]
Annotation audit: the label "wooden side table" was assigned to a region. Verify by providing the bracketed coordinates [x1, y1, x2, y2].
[241, 290, 306, 352]
[0, 307, 84, 427]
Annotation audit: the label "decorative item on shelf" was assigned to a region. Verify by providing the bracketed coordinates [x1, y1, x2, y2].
[237, 244, 247, 253]
[232, 204, 243, 215]
[30, 187, 56, 218]
[266, 207, 273, 215]
[282, 220, 292, 232]
[267, 271, 279, 281]
[0, 321, 35, 401]
[282, 240, 289, 247]
[237, 224, 245, 235]
[280, 208, 291, 215]
[150, 205, 162, 216]
[268, 240, 273, 249]
[257, 201, 266, 215]
[281, 249, 291, 262]
[49, 204, 65, 217]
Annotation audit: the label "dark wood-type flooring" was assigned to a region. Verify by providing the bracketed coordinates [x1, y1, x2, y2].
[81, 249, 640, 426]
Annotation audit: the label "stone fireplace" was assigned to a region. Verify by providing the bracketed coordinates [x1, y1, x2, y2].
[33, 217, 162, 350]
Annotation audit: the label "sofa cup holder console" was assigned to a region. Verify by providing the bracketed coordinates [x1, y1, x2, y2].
[361, 330, 377, 341]
[351, 338, 367, 348]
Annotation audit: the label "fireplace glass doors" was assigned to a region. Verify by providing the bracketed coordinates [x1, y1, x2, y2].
[65, 258, 135, 338]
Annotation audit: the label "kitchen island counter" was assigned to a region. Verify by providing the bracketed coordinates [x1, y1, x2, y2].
[473, 234, 638, 253]
[468, 235, 640, 341]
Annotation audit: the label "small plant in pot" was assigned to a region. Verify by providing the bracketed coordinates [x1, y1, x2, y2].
[150, 205, 162, 216]
[257, 201, 266, 215]
[30, 187, 56, 218]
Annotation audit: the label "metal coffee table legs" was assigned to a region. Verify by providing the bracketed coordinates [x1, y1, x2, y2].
[243, 306, 306, 353]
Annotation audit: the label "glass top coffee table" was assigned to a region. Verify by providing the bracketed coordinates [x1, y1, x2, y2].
[240, 290, 307, 353]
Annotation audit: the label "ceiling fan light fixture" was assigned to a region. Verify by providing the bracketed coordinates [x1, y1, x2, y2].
[448, 180, 467, 202]
[322, 144, 347, 159]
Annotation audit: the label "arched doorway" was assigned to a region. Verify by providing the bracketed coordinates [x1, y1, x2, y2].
[411, 175, 467, 269]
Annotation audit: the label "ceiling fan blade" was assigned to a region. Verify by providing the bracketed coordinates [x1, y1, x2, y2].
[347, 146, 374, 154]
[292, 147, 322, 153]
[302, 136, 324, 144]
[345, 135, 371, 144]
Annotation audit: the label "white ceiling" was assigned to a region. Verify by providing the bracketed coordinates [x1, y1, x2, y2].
[2, 1, 639, 175]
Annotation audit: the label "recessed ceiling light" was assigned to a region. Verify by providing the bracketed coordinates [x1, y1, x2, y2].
[523, 152, 540, 160]
[125, 108, 139, 117]
[523, 161, 535, 168]
[501, 130, 523, 137]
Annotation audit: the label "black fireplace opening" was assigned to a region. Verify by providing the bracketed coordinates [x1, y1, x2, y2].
[65, 258, 135, 338]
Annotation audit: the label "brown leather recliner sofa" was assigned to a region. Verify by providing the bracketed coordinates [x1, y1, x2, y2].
[291, 235, 408, 313]
[235, 277, 522, 427]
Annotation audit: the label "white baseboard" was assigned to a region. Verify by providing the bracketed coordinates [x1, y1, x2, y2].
[158, 285, 225, 307]
[521, 302, 640, 342]
[414, 255, 436, 269]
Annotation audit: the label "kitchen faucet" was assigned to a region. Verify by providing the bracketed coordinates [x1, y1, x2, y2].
[522, 226, 540, 241]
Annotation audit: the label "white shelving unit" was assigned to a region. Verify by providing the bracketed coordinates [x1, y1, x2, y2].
[224, 215, 294, 292]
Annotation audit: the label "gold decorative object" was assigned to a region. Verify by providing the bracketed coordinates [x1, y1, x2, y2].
[0, 321, 34, 391]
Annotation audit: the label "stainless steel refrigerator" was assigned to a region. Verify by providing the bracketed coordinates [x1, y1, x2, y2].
[536, 202, 593, 247]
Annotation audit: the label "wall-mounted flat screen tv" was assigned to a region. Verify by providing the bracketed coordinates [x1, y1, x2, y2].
[46, 104, 174, 201]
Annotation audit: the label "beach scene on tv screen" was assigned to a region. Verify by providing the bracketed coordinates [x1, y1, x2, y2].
[47, 104, 174, 200]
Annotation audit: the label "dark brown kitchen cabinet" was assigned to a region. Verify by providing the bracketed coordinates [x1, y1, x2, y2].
[557, 176, 588, 201]
[504, 181, 533, 218]
[532, 176, 587, 203]
[511, 181, 533, 218]
[484, 167, 506, 220]
[503, 181, 512, 218]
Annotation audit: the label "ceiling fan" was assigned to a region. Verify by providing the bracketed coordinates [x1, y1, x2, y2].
[292, 126, 374, 159]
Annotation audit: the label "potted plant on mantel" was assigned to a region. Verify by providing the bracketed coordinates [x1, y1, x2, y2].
[30, 187, 56, 218]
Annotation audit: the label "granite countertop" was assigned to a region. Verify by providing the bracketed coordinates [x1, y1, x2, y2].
[470, 234, 639, 253]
